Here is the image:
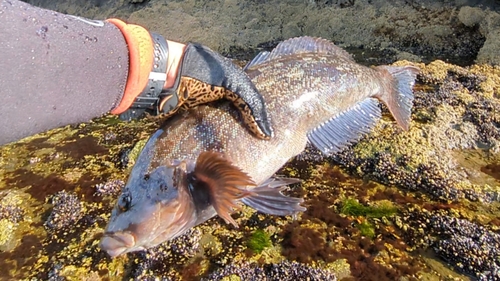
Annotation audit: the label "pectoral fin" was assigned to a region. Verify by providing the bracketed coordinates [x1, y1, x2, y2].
[189, 152, 256, 228]
[241, 177, 306, 216]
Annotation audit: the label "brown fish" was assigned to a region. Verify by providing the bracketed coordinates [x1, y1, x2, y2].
[100, 37, 419, 257]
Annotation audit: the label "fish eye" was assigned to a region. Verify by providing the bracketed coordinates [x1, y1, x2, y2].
[117, 191, 132, 212]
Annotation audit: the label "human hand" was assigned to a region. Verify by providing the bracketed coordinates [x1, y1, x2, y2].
[159, 43, 273, 139]
[107, 19, 273, 140]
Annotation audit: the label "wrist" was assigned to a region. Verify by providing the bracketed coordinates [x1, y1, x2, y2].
[164, 40, 186, 89]
[107, 18, 187, 117]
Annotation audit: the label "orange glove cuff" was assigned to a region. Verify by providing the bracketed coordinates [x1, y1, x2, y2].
[107, 18, 154, 115]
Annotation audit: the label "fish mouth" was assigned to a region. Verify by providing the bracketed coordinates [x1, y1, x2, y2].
[100, 231, 137, 257]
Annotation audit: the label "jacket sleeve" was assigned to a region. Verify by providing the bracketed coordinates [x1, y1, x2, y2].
[0, 0, 129, 145]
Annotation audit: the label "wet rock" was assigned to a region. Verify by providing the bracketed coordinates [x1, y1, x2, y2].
[334, 61, 500, 203]
[477, 30, 500, 66]
[463, 98, 500, 144]
[459, 6, 500, 65]
[24, 0, 495, 64]
[0, 4, 498, 275]
[312, 0, 355, 8]
[335, 151, 462, 201]
[458, 6, 485, 27]
[128, 228, 202, 279]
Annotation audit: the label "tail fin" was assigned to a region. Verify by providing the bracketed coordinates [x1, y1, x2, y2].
[376, 66, 419, 131]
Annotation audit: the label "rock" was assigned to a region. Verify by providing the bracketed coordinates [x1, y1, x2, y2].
[458, 6, 485, 27]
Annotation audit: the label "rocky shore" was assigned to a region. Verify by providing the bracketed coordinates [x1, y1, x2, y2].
[0, 0, 498, 280]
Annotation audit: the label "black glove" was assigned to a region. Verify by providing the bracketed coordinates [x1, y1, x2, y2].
[159, 43, 273, 140]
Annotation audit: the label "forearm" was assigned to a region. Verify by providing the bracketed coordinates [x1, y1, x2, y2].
[0, 0, 128, 145]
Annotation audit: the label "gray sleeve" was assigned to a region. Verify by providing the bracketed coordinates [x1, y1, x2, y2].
[0, 0, 129, 145]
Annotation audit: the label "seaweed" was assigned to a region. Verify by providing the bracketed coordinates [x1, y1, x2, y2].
[340, 198, 398, 218]
[247, 229, 272, 254]
[356, 221, 375, 238]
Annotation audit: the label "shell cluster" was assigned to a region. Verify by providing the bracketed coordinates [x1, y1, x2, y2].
[44, 191, 82, 231]
[128, 228, 203, 279]
[431, 215, 500, 280]
[204, 260, 338, 281]
[94, 179, 124, 196]
[401, 210, 500, 280]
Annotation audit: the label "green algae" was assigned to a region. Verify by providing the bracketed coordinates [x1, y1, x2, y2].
[356, 221, 376, 238]
[341, 198, 398, 218]
[339, 199, 386, 239]
[247, 229, 272, 254]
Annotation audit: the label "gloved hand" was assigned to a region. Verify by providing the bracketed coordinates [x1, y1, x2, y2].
[107, 19, 273, 140]
[160, 43, 274, 139]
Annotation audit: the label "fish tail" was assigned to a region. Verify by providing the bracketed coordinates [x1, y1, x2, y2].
[376, 65, 419, 131]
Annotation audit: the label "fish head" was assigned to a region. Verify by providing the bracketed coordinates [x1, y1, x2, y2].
[100, 164, 196, 257]
[100, 131, 197, 257]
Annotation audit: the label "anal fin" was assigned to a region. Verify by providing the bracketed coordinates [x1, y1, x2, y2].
[307, 98, 382, 155]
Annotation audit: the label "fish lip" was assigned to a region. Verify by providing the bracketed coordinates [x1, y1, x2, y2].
[100, 231, 136, 257]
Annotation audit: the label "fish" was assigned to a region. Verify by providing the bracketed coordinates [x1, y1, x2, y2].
[100, 36, 419, 257]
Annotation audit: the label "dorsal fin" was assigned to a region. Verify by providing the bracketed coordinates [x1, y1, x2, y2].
[190, 152, 256, 227]
[268, 36, 353, 60]
[307, 98, 382, 155]
[244, 51, 270, 70]
[245, 36, 353, 69]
